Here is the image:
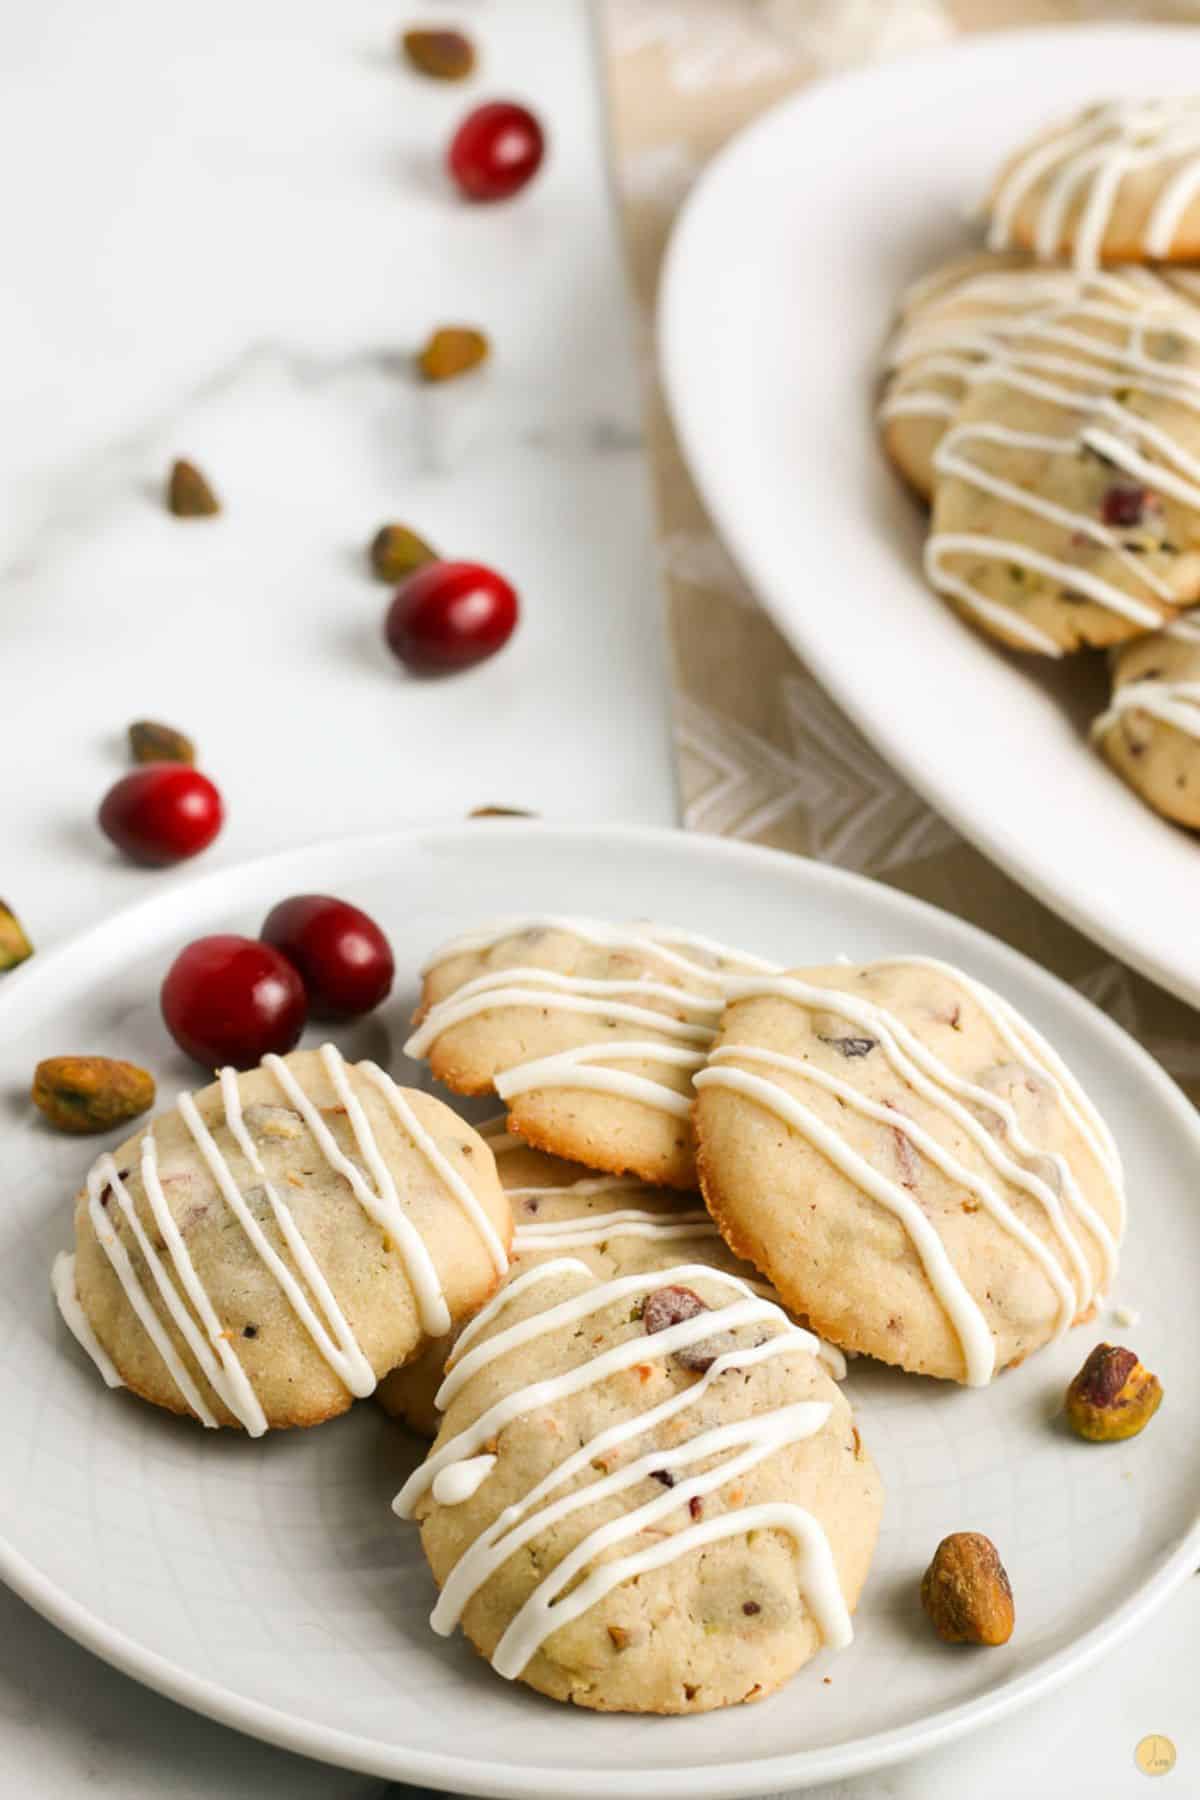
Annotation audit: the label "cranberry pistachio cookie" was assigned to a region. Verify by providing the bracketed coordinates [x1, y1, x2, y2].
[927, 274, 1200, 653]
[987, 98, 1200, 269]
[53, 1046, 512, 1432]
[1093, 613, 1200, 826]
[395, 1257, 880, 1713]
[879, 251, 1074, 502]
[377, 1120, 821, 1436]
[694, 959, 1125, 1386]
[405, 917, 778, 1190]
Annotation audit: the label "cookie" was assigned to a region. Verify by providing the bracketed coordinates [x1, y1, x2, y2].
[54, 1045, 512, 1432]
[693, 958, 1125, 1385]
[880, 251, 1067, 501]
[396, 1258, 881, 1712]
[406, 917, 777, 1190]
[927, 275, 1200, 653]
[987, 98, 1200, 267]
[376, 1120, 820, 1435]
[878, 258, 1198, 504]
[1093, 612, 1200, 826]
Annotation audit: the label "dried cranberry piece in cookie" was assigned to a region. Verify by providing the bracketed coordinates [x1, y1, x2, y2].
[642, 1285, 707, 1334]
[674, 1332, 739, 1375]
[642, 1284, 731, 1375]
[1100, 483, 1151, 528]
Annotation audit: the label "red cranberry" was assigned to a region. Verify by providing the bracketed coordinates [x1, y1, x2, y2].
[161, 935, 306, 1069]
[260, 894, 394, 1020]
[99, 765, 223, 867]
[641, 1285, 727, 1373]
[384, 560, 518, 674]
[1100, 483, 1150, 528]
[642, 1286, 707, 1334]
[447, 102, 544, 202]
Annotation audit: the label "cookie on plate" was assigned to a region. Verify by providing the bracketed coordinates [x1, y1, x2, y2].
[376, 1121, 822, 1435]
[396, 1257, 881, 1712]
[987, 98, 1200, 268]
[878, 258, 1199, 503]
[1093, 613, 1200, 826]
[880, 251, 1069, 501]
[927, 277, 1200, 652]
[405, 916, 777, 1190]
[693, 958, 1125, 1385]
[54, 1045, 512, 1432]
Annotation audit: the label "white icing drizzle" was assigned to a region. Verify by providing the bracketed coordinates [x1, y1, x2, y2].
[890, 263, 1200, 646]
[82, 1158, 218, 1425]
[880, 266, 1180, 425]
[863, 954, 1125, 1216]
[922, 538, 1066, 655]
[397, 1260, 823, 1514]
[59, 1046, 506, 1428]
[743, 966, 1123, 1265]
[881, 265, 1096, 423]
[1099, 609, 1200, 739]
[495, 1041, 708, 1120]
[704, 963, 1123, 1383]
[448, 1256, 593, 1364]
[51, 1251, 123, 1389]
[183, 1078, 375, 1398]
[1093, 672, 1200, 742]
[394, 1259, 851, 1676]
[1113, 1304, 1141, 1327]
[425, 1331, 820, 1628]
[513, 1207, 718, 1251]
[506, 1175, 651, 1200]
[484, 1118, 846, 1376]
[705, 1045, 1079, 1335]
[407, 917, 779, 1124]
[405, 968, 718, 1059]
[696, 1060, 995, 1386]
[433, 1454, 497, 1505]
[265, 1046, 452, 1337]
[435, 1261, 787, 1412]
[359, 1062, 509, 1278]
[140, 1131, 268, 1432]
[422, 916, 779, 980]
[491, 1464, 844, 1681]
[988, 100, 1200, 269]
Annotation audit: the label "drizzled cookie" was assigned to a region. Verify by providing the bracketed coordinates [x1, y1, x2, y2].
[405, 916, 778, 1189]
[880, 250, 1072, 502]
[54, 1045, 512, 1432]
[694, 958, 1125, 1385]
[377, 1121, 816, 1436]
[396, 1257, 880, 1713]
[1093, 612, 1200, 826]
[927, 277, 1200, 653]
[988, 98, 1200, 269]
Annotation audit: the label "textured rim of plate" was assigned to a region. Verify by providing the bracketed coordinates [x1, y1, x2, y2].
[1, 821, 1197, 1797]
[658, 22, 1200, 1016]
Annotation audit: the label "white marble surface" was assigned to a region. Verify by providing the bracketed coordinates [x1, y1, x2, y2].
[1, 0, 677, 954]
[0, 2, 1193, 1797]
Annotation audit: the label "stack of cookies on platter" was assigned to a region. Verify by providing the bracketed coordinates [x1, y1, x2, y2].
[54, 913, 1130, 1715]
[387, 912, 1124, 1710]
[879, 98, 1200, 829]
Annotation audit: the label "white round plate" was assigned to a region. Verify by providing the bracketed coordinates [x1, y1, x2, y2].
[659, 25, 1200, 1011]
[1, 823, 1196, 1796]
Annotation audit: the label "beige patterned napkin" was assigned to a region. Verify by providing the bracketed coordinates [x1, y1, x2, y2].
[602, 0, 1200, 1102]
